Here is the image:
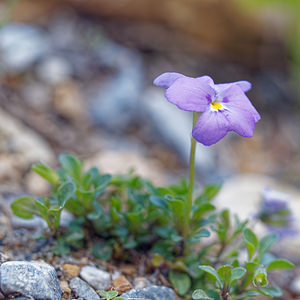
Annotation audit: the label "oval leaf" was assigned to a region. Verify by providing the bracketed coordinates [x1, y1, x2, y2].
[243, 228, 258, 260]
[258, 286, 282, 298]
[258, 233, 278, 258]
[169, 270, 191, 296]
[231, 267, 246, 283]
[192, 289, 213, 300]
[11, 196, 39, 219]
[267, 259, 294, 272]
[57, 181, 76, 208]
[59, 153, 82, 181]
[32, 162, 60, 186]
[199, 265, 222, 287]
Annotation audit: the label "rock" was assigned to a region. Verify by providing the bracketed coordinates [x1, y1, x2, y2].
[89, 42, 144, 132]
[61, 264, 80, 278]
[69, 277, 100, 300]
[24, 169, 51, 196]
[133, 277, 151, 290]
[59, 281, 71, 299]
[84, 149, 168, 185]
[214, 174, 300, 258]
[36, 56, 72, 85]
[142, 88, 215, 173]
[21, 81, 52, 110]
[121, 285, 176, 300]
[290, 276, 300, 294]
[10, 215, 47, 231]
[0, 23, 49, 73]
[0, 108, 55, 182]
[0, 261, 62, 300]
[80, 265, 110, 290]
[53, 80, 86, 121]
[112, 276, 132, 294]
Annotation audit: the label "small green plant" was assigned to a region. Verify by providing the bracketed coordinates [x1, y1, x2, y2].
[11, 74, 295, 299]
[99, 290, 125, 300]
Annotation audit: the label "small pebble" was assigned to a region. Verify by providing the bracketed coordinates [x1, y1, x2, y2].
[80, 265, 110, 290]
[69, 277, 100, 300]
[62, 264, 80, 278]
[112, 275, 132, 294]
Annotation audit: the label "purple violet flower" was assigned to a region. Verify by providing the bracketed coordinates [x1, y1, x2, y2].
[258, 187, 298, 239]
[153, 72, 261, 146]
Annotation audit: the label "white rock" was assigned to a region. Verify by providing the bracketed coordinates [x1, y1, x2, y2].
[214, 174, 300, 257]
[0, 23, 49, 72]
[80, 265, 110, 290]
[36, 56, 72, 85]
[290, 276, 300, 294]
[0, 108, 54, 182]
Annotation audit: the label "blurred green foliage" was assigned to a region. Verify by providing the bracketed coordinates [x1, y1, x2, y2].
[236, 0, 300, 104]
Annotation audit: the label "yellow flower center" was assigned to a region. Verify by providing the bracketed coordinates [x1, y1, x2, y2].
[210, 101, 222, 110]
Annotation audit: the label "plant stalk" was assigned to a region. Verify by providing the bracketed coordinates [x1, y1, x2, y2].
[182, 112, 197, 243]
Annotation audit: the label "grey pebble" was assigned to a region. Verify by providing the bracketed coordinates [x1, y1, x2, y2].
[0, 261, 62, 300]
[69, 277, 100, 300]
[121, 285, 176, 300]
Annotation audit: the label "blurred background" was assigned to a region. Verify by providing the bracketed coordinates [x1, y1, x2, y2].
[1, 0, 300, 297]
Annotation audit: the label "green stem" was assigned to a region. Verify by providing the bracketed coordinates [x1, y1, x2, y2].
[183, 112, 197, 242]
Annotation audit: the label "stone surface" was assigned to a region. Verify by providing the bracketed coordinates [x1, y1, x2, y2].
[36, 55, 72, 85]
[84, 149, 169, 186]
[69, 277, 100, 300]
[80, 265, 110, 290]
[133, 277, 151, 290]
[290, 276, 300, 294]
[61, 264, 80, 278]
[0, 108, 55, 182]
[0, 23, 49, 72]
[0, 261, 62, 300]
[121, 285, 176, 300]
[112, 275, 133, 294]
[214, 174, 300, 258]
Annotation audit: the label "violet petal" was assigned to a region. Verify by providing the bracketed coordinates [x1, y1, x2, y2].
[165, 76, 215, 112]
[192, 110, 229, 145]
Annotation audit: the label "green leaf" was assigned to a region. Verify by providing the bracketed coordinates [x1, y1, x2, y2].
[87, 202, 104, 220]
[258, 286, 282, 298]
[169, 270, 191, 296]
[258, 233, 279, 258]
[32, 162, 60, 186]
[203, 185, 221, 201]
[192, 203, 215, 223]
[267, 259, 294, 271]
[199, 265, 222, 287]
[230, 267, 246, 283]
[11, 197, 40, 219]
[221, 209, 230, 231]
[217, 265, 232, 288]
[192, 289, 213, 299]
[94, 174, 112, 190]
[92, 243, 112, 261]
[167, 199, 185, 222]
[189, 229, 210, 243]
[100, 290, 118, 299]
[253, 266, 268, 287]
[59, 153, 82, 181]
[243, 228, 258, 260]
[235, 291, 260, 299]
[57, 181, 76, 208]
[149, 195, 168, 210]
[51, 239, 70, 256]
[82, 167, 99, 190]
[206, 290, 221, 300]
